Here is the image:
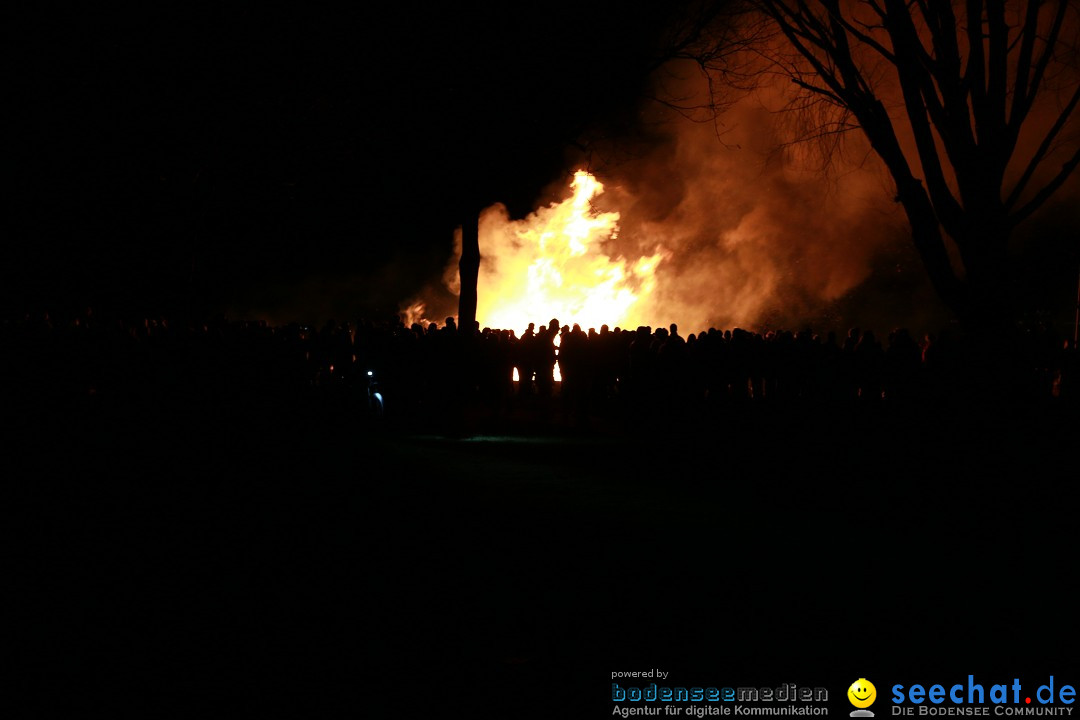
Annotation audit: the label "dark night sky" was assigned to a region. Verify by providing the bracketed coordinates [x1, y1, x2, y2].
[9, 2, 681, 320]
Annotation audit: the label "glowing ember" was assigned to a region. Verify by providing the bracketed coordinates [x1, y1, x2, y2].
[478, 171, 663, 334]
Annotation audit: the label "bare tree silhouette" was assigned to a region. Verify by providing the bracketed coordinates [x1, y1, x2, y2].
[671, 0, 1080, 327]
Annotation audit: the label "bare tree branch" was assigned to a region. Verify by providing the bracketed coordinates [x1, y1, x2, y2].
[1005, 82, 1080, 209]
[1011, 145, 1080, 223]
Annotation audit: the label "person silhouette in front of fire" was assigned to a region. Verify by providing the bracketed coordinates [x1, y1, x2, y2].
[535, 319, 559, 397]
[518, 322, 536, 396]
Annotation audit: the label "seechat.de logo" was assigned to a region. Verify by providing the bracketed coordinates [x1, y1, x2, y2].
[891, 676, 1076, 716]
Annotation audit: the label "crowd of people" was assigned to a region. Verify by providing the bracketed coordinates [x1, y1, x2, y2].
[3, 309, 1076, 428]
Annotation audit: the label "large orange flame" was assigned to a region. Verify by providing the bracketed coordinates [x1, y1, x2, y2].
[478, 170, 663, 334]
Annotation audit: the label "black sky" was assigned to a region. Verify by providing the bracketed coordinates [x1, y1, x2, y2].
[9, 2, 682, 320]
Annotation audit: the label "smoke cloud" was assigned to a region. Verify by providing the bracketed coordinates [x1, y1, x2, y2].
[591, 85, 916, 333]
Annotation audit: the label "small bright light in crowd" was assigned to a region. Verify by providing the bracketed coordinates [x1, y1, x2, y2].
[553, 332, 562, 383]
[367, 370, 374, 377]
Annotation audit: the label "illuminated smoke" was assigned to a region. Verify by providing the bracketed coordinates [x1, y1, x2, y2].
[591, 84, 914, 333]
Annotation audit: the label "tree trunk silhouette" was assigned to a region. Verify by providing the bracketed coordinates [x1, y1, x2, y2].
[457, 210, 480, 333]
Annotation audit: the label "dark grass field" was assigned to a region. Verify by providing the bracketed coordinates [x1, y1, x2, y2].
[12, 397, 1079, 716]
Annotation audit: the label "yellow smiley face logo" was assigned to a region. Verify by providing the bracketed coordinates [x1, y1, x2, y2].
[848, 679, 877, 708]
